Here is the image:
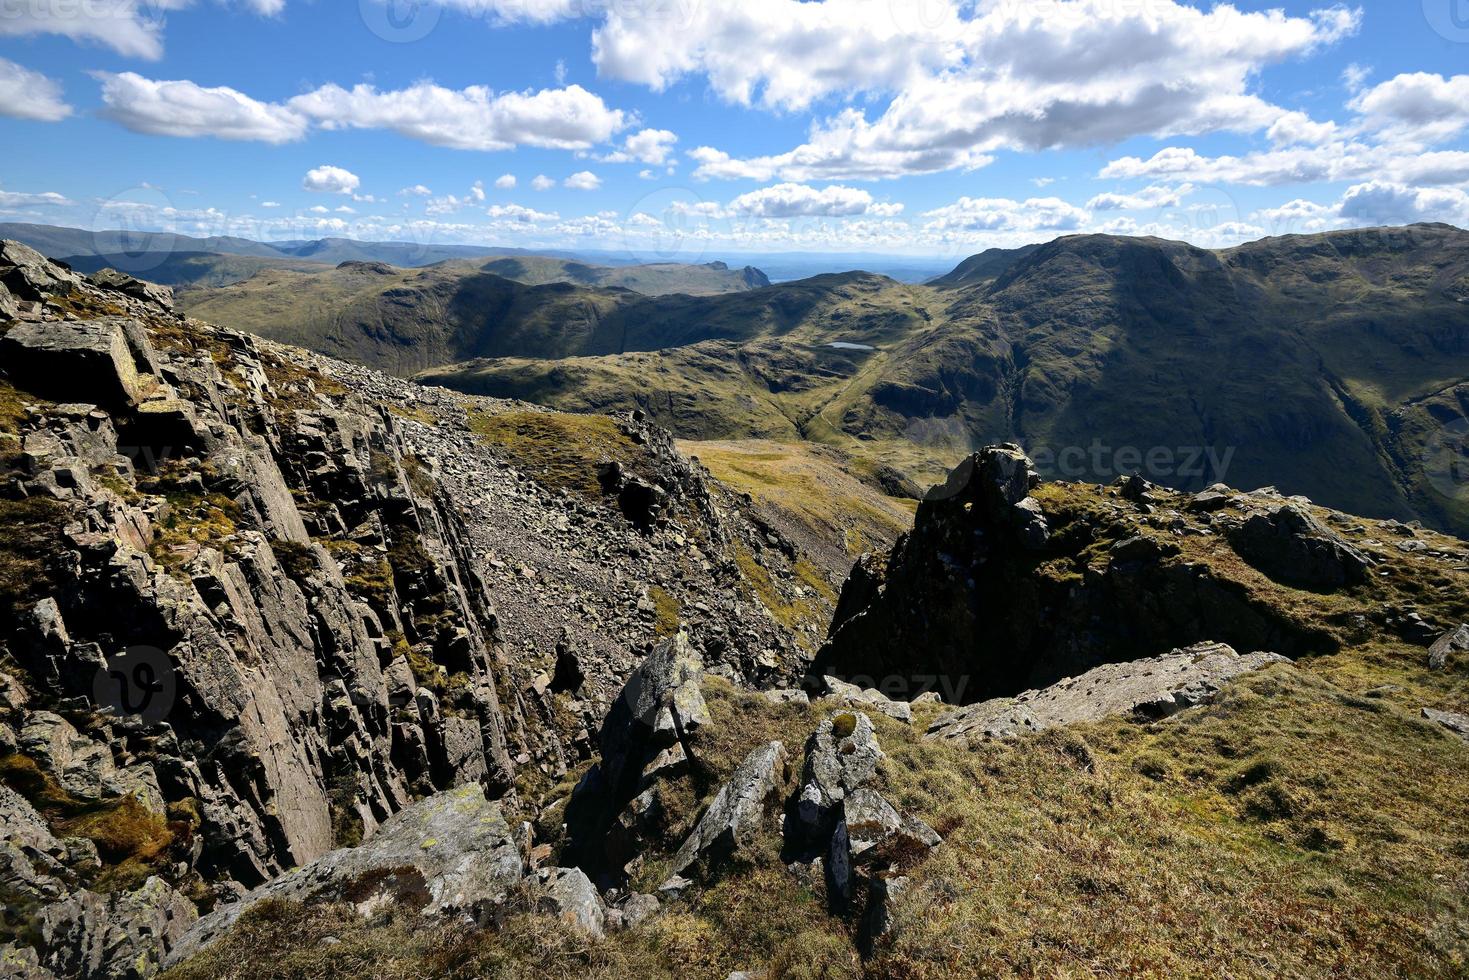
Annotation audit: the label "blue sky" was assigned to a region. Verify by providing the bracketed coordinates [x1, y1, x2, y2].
[0, 0, 1467, 263]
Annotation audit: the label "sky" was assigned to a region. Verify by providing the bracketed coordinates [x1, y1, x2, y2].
[0, 0, 1467, 265]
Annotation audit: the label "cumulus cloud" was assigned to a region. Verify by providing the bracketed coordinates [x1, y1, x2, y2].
[494, 174, 517, 189]
[302, 165, 361, 194]
[399, 184, 433, 196]
[725, 183, 901, 218]
[1337, 180, 1469, 227]
[1349, 72, 1469, 145]
[289, 82, 625, 151]
[486, 204, 560, 222]
[1086, 183, 1192, 212]
[602, 128, 678, 165]
[564, 171, 602, 190]
[531, 175, 555, 191]
[97, 72, 309, 143]
[923, 196, 1090, 234]
[94, 73, 627, 152]
[0, 0, 191, 60]
[0, 58, 72, 122]
[665, 0, 1359, 181]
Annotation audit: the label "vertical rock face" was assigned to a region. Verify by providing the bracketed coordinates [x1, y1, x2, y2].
[0, 245, 532, 972]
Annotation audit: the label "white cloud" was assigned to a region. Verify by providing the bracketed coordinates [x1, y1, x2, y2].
[564, 171, 602, 190]
[494, 174, 517, 189]
[261, 201, 281, 208]
[309, 205, 329, 214]
[725, 183, 900, 218]
[0, 58, 72, 122]
[1086, 183, 1192, 212]
[399, 184, 433, 196]
[335, 205, 356, 214]
[93, 73, 628, 153]
[603, 128, 678, 165]
[0, 0, 190, 60]
[1349, 72, 1469, 145]
[0, 187, 73, 208]
[1266, 111, 1338, 147]
[1337, 181, 1469, 227]
[531, 175, 555, 191]
[923, 196, 1090, 234]
[302, 165, 361, 194]
[288, 82, 625, 151]
[0, 0, 287, 60]
[96, 72, 308, 143]
[486, 204, 560, 222]
[661, 0, 1360, 181]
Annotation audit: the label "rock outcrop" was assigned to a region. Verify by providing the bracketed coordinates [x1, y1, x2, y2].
[926, 642, 1288, 743]
[665, 740, 787, 882]
[813, 446, 1348, 705]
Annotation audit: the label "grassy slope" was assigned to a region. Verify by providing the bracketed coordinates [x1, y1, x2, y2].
[166, 478, 1469, 979]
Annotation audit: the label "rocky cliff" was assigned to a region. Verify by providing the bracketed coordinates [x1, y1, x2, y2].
[0, 242, 849, 977]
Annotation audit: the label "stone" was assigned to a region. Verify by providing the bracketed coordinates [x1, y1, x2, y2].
[666, 741, 787, 881]
[822, 676, 911, 723]
[928, 643, 1288, 743]
[1226, 504, 1372, 589]
[761, 688, 810, 707]
[535, 866, 607, 939]
[1428, 624, 1469, 670]
[0, 240, 78, 300]
[1, 317, 153, 409]
[796, 712, 883, 836]
[87, 268, 175, 310]
[841, 787, 941, 867]
[165, 786, 525, 965]
[1422, 707, 1469, 743]
[617, 893, 659, 929]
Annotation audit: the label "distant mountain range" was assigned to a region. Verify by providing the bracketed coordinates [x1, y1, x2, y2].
[409, 223, 1466, 536]
[11, 220, 1467, 534]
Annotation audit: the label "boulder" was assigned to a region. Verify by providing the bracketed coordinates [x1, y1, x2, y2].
[0, 240, 78, 300]
[534, 866, 606, 939]
[165, 786, 524, 965]
[87, 269, 174, 310]
[1422, 707, 1469, 743]
[841, 787, 941, 867]
[597, 632, 710, 804]
[666, 741, 787, 882]
[0, 317, 154, 409]
[928, 643, 1288, 743]
[1427, 624, 1469, 670]
[1226, 504, 1372, 589]
[795, 711, 883, 837]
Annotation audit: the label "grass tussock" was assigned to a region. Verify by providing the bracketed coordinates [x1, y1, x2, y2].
[0, 753, 191, 892]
